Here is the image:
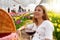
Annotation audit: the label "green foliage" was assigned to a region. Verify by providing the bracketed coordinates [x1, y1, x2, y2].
[48, 11, 60, 40]
[13, 13, 32, 29]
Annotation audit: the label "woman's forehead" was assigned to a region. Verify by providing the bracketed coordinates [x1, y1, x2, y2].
[35, 6, 43, 10]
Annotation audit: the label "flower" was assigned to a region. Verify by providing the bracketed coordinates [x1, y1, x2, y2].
[16, 19, 21, 24]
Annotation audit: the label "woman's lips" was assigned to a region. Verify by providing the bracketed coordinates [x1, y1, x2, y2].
[34, 14, 40, 16]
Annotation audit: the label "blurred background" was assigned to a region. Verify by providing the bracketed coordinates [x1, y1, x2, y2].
[0, 0, 60, 40]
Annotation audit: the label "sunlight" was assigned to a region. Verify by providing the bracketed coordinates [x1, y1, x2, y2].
[48, 0, 60, 13]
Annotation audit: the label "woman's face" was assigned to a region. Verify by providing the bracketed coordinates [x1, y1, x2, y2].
[34, 6, 44, 19]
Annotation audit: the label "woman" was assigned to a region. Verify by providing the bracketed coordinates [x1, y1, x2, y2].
[31, 5, 54, 40]
[19, 5, 54, 40]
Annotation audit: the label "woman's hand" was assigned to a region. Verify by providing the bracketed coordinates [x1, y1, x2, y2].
[18, 25, 26, 31]
[16, 26, 26, 35]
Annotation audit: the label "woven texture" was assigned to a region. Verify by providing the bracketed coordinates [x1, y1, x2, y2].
[0, 8, 16, 33]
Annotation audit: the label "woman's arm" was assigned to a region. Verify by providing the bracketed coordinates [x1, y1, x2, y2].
[18, 25, 26, 31]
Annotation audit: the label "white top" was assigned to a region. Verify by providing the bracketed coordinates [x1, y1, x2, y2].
[26, 20, 54, 40]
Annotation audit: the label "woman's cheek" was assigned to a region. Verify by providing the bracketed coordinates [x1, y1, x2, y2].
[39, 13, 43, 17]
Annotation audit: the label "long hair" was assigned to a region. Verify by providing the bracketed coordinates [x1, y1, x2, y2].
[33, 5, 49, 25]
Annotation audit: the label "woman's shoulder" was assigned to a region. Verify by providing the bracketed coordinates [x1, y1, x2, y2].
[43, 20, 52, 25]
[43, 20, 54, 28]
[43, 20, 54, 30]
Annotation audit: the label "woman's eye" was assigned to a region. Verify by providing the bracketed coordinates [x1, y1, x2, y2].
[38, 10, 41, 11]
[34, 9, 41, 11]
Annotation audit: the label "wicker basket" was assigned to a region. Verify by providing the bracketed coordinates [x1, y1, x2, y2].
[0, 8, 16, 33]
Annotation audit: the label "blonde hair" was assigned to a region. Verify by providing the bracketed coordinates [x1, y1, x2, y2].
[33, 5, 49, 25]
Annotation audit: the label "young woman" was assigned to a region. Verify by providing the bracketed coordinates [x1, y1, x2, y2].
[31, 5, 54, 40]
[19, 5, 54, 40]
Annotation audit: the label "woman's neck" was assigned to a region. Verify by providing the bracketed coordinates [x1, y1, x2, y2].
[37, 18, 44, 26]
